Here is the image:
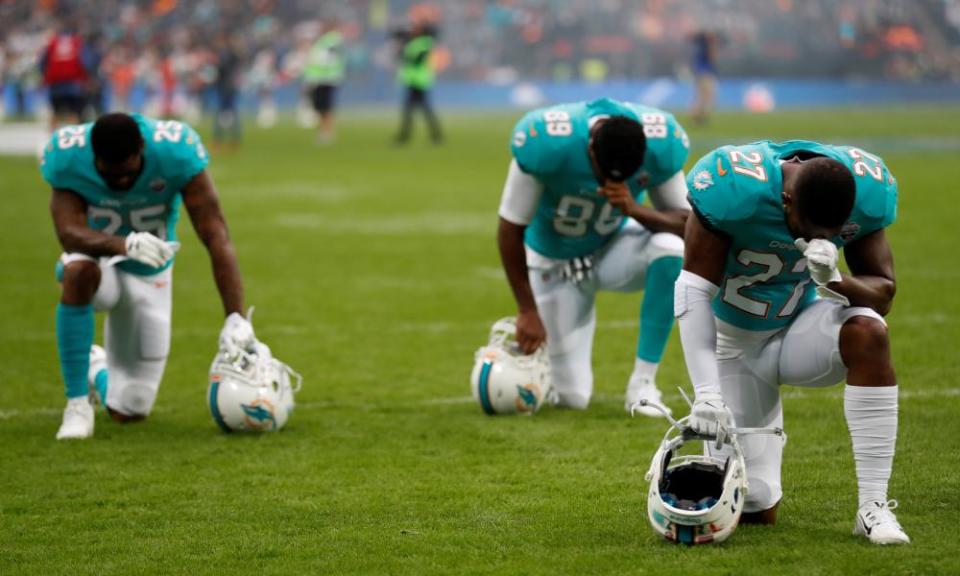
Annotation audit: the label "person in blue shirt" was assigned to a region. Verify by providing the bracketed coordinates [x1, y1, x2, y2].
[676, 140, 909, 544]
[497, 98, 691, 414]
[43, 113, 257, 440]
[690, 30, 719, 125]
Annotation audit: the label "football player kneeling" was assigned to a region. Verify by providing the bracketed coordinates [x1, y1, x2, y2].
[208, 309, 302, 432]
[470, 317, 553, 415]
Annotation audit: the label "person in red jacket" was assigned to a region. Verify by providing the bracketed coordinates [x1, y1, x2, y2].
[40, 23, 92, 130]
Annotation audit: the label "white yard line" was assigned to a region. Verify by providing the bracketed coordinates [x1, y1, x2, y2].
[3, 388, 956, 421]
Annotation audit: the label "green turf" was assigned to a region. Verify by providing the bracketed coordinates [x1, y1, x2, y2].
[1, 107, 958, 575]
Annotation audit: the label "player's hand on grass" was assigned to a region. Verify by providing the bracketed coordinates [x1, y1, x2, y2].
[515, 309, 546, 355]
[124, 232, 176, 268]
[795, 238, 842, 286]
[598, 180, 639, 217]
[689, 392, 734, 436]
[219, 312, 256, 352]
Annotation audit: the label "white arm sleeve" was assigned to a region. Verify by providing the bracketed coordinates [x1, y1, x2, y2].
[674, 269, 722, 398]
[498, 159, 544, 226]
[648, 171, 691, 211]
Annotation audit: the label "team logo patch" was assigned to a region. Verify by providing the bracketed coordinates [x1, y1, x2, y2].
[840, 220, 861, 242]
[241, 398, 277, 430]
[693, 170, 714, 191]
[513, 130, 527, 147]
[150, 178, 167, 193]
[514, 382, 541, 413]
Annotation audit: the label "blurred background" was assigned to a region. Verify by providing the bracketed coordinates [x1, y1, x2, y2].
[1, 0, 959, 133]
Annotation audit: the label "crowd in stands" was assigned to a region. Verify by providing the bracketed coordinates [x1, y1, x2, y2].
[1, 0, 957, 119]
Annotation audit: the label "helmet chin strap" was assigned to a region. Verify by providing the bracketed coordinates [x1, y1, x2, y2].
[631, 393, 786, 447]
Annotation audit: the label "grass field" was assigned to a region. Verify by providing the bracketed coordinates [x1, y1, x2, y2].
[1, 107, 958, 575]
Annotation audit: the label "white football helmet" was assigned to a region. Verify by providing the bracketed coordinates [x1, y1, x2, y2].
[470, 317, 552, 415]
[638, 400, 783, 545]
[208, 342, 302, 432]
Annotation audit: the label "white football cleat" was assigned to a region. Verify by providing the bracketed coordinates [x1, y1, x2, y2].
[56, 396, 95, 440]
[625, 375, 671, 417]
[854, 500, 910, 545]
[88, 345, 107, 404]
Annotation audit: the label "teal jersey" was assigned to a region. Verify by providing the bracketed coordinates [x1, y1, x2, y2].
[510, 98, 690, 259]
[687, 140, 898, 331]
[41, 115, 209, 275]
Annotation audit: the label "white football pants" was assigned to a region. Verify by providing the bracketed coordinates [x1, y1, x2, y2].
[709, 299, 886, 512]
[61, 253, 172, 417]
[527, 221, 684, 409]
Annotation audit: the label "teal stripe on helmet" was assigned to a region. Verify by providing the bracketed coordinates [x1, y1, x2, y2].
[208, 381, 231, 433]
[478, 361, 495, 415]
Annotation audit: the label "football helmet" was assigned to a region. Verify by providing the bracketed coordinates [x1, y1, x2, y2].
[637, 400, 782, 545]
[470, 317, 552, 415]
[208, 341, 302, 432]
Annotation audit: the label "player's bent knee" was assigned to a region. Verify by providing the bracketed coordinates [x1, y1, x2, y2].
[744, 478, 781, 516]
[61, 260, 101, 293]
[741, 504, 779, 526]
[841, 314, 890, 357]
[107, 405, 147, 423]
[556, 391, 590, 410]
[647, 233, 685, 261]
[111, 383, 159, 419]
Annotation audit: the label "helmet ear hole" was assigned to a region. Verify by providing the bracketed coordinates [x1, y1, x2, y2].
[272, 380, 280, 393]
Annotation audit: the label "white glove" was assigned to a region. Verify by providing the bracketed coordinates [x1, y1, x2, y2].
[561, 256, 594, 284]
[795, 238, 842, 286]
[124, 232, 176, 268]
[689, 392, 734, 436]
[219, 312, 256, 352]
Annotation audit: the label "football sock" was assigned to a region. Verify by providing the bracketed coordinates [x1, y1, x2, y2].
[637, 255, 682, 363]
[94, 368, 109, 404]
[56, 303, 94, 399]
[844, 384, 898, 507]
[631, 358, 659, 382]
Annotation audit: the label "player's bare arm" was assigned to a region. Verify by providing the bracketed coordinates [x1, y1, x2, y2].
[832, 229, 896, 316]
[496, 217, 545, 354]
[681, 210, 728, 282]
[675, 211, 737, 450]
[599, 180, 688, 237]
[181, 169, 244, 317]
[50, 188, 126, 257]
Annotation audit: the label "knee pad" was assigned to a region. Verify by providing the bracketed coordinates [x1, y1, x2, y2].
[549, 356, 593, 409]
[743, 477, 782, 514]
[556, 390, 590, 410]
[113, 382, 159, 417]
[647, 233, 685, 262]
